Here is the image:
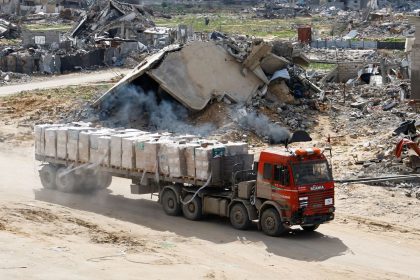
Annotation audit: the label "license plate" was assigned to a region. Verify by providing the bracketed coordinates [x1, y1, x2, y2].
[325, 198, 333, 205]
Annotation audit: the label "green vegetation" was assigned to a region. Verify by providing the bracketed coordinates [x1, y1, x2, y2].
[306, 63, 336, 71]
[23, 23, 73, 32]
[0, 38, 21, 46]
[154, 13, 333, 39]
[375, 37, 406, 43]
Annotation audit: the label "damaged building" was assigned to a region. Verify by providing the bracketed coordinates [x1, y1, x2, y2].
[71, 0, 155, 46]
[93, 38, 321, 117]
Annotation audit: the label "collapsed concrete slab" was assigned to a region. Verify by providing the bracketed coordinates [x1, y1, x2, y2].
[94, 41, 264, 111]
[93, 36, 322, 113]
[148, 41, 263, 110]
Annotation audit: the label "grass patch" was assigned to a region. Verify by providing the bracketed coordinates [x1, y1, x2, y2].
[23, 23, 73, 32]
[307, 62, 336, 71]
[0, 38, 21, 46]
[154, 13, 331, 39]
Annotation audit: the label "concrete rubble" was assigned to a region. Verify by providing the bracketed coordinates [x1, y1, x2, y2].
[0, 19, 19, 39]
[94, 37, 322, 112]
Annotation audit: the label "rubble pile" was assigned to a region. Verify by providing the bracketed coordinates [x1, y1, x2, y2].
[0, 19, 19, 39]
[0, 0, 157, 76]
[0, 71, 31, 85]
[324, 82, 419, 180]
[306, 49, 378, 63]
[71, 0, 155, 46]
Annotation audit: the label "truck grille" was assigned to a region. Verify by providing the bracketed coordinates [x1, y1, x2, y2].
[299, 189, 334, 214]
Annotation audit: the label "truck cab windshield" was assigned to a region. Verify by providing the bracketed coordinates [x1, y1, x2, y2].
[292, 161, 332, 186]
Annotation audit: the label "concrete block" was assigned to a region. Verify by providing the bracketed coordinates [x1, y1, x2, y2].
[123, 134, 157, 169]
[44, 128, 57, 158]
[89, 131, 113, 164]
[110, 131, 148, 168]
[225, 142, 248, 156]
[184, 143, 200, 177]
[67, 127, 95, 161]
[195, 144, 225, 180]
[135, 137, 163, 172]
[97, 136, 111, 166]
[56, 127, 69, 159]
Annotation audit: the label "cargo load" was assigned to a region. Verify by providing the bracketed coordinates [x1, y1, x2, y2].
[34, 124, 249, 182]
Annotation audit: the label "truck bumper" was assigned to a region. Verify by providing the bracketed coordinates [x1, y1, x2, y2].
[302, 213, 334, 225]
[290, 212, 335, 225]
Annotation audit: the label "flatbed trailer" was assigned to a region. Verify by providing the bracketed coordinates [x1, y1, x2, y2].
[37, 145, 336, 237]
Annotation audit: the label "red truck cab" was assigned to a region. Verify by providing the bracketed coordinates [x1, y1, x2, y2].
[255, 147, 335, 235]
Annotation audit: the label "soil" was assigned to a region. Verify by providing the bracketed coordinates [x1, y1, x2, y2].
[0, 77, 420, 279]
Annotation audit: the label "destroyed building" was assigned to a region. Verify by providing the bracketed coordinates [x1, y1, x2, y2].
[0, 0, 88, 15]
[93, 37, 321, 125]
[71, 0, 155, 46]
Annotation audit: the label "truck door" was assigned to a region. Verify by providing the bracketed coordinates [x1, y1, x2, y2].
[257, 163, 290, 200]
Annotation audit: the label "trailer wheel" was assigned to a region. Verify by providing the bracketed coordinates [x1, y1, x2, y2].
[301, 224, 319, 232]
[39, 164, 57, 190]
[182, 194, 202, 221]
[230, 203, 252, 230]
[55, 167, 77, 193]
[161, 189, 181, 216]
[260, 208, 287, 237]
[95, 172, 112, 190]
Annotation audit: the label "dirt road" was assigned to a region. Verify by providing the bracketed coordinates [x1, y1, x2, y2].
[0, 69, 130, 97]
[0, 145, 419, 280]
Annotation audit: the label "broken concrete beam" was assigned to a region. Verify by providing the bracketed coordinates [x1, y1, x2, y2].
[93, 44, 181, 108]
[243, 42, 272, 70]
[268, 80, 297, 105]
[260, 53, 290, 75]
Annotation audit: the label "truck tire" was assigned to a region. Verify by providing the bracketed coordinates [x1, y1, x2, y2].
[161, 189, 181, 216]
[55, 167, 77, 193]
[182, 194, 202, 221]
[79, 175, 98, 192]
[78, 171, 112, 192]
[301, 224, 319, 232]
[95, 172, 112, 190]
[230, 203, 252, 230]
[39, 164, 57, 190]
[260, 208, 287, 237]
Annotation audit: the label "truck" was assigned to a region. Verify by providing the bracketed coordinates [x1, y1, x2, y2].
[36, 126, 335, 237]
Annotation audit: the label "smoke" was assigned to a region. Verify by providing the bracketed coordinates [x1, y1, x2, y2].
[100, 85, 214, 136]
[237, 109, 291, 144]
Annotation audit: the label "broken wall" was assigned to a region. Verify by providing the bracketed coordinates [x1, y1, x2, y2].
[22, 30, 61, 48]
[337, 62, 364, 83]
[410, 16, 420, 100]
[311, 39, 405, 50]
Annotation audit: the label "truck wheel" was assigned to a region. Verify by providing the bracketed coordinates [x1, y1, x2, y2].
[39, 164, 57, 189]
[182, 194, 202, 220]
[95, 172, 112, 190]
[55, 167, 77, 193]
[79, 175, 97, 192]
[230, 203, 252, 230]
[301, 225, 319, 232]
[260, 208, 287, 237]
[161, 189, 181, 216]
